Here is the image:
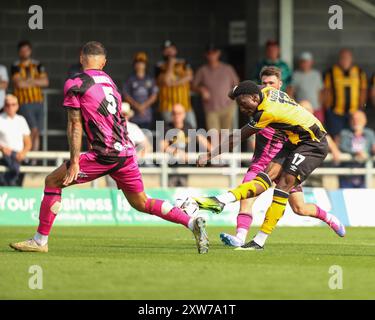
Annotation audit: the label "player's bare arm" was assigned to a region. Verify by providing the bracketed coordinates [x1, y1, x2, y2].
[63, 108, 83, 186]
[197, 125, 256, 167]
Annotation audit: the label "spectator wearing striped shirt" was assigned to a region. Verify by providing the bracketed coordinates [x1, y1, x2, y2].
[11, 41, 49, 151]
[155, 40, 197, 128]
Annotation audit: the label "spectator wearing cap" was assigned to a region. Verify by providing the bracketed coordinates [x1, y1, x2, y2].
[0, 63, 9, 111]
[193, 44, 239, 133]
[0, 94, 31, 186]
[288, 52, 324, 122]
[123, 52, 158, 130]
[323, 49, 367, 141]
[338, 110, 375, 188]
[253, 40, 292, 91]
[156, 40, 197, 128]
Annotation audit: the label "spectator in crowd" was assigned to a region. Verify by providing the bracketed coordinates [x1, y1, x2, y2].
[0, 64, 9, 111]
[121, 102, 152, 158]
[160, 103, 210, 186]
[193, 44, 239, 134]
[123, 52, 158, 130]
[253, 40, 292, 91]
[299, 100, 341, 164]
[288, 52, 324, 122]
[106, 102, 152, 189]
[323, 48, 367, 141]
[156, 40, 196, 128]
[11, 41, 49, 151]
[0, 95, 31, 186]
[338, 110, 375, 188]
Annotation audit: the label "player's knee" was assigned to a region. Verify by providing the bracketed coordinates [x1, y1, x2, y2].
[276, 174, 297, 192]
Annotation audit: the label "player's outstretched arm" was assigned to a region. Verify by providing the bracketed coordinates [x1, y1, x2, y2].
[63, 108, 83, 186]
[197, 125, 256, 167]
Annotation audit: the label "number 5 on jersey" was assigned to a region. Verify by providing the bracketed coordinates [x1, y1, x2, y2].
[103, 86, 117, 114]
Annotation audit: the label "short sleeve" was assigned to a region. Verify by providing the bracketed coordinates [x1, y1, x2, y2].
[10, 63, 20, 77]
[192, 67, 204, 88]
[324, 69, 332, 89]
[149, 77, 158, 95]
[360, 69, 367, 90]
[123, 78, 131, 97]
[132, 124, 146, 145]
[63, 78, 81, 109]
[37, 62, 47, 75]
[247, 111, 273, 131]
[0, 66, 9, 82]
[229, 65, 239, 86]
[316, 71, 323, 91]
[20, 116, 31, 136]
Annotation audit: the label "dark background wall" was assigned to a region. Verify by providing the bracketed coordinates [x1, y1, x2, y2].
[0, 0, 247, 89]
[1, 0, 374, 149]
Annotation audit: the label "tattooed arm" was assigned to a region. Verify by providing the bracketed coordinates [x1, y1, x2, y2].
[63, 108, 83, 186]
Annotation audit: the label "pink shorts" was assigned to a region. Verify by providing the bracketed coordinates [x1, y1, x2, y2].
[66, 152, 144, 193]
[242, 134, 283, 183]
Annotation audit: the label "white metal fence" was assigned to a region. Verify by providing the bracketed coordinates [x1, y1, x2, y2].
[1, 151, 374, 188]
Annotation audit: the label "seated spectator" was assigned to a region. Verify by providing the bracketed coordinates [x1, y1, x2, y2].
[193, 44, 239, 133]
[11, 40, 49, 151]
[160, 103, 210, 186]
[338, 110, 375, 188]
[0, 94, 31, 186]
[156, 40, 196, 128]
[253, 40, 292, 91]
[123, 52, 158, 130]
[288, 52, 324, 122]
[121, 102, 152, 158]
[0, 63, 9, 111]
[323, 49, 367, 141]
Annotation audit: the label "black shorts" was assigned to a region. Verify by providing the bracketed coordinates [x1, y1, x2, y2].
[272, 137, 329, 182]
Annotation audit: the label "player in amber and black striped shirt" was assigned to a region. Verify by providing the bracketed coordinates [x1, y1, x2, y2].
[11, 41, 49, 151]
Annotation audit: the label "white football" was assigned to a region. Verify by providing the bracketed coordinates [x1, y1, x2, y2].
[175, 197, 199, 217]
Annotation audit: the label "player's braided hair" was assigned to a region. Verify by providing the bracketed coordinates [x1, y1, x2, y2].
[81, 41, 107, 57]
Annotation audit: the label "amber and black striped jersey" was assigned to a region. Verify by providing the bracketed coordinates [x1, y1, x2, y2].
[11, 59, 47, 105]
[156, 58, 192, 112]
[324, 64, 367, 116]
[248, 87, 327, 145]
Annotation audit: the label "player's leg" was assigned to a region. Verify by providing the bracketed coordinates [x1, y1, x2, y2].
[289, 190, 345, 237]
[9, 162, 68, 252]
[193, 162, 282, 214]
[220, 198, 256, 247]
[237, 172, 297, 251]
[112, 156, 209, 253]
[238, 138, 330, 250]
[9, 152, 106, 252]
[220, 168, 259, 247]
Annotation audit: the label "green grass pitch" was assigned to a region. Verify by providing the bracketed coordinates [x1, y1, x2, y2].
[0, 226, 374, 299]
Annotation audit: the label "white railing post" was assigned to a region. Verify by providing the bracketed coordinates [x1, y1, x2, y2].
[161, 153, 168, 188]
[365, 158, 373, 188]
